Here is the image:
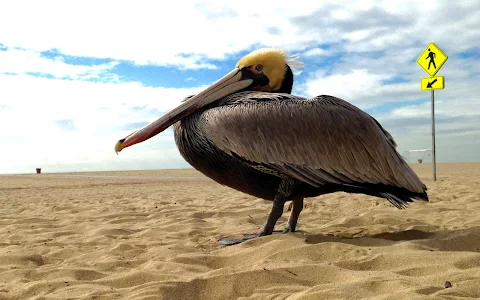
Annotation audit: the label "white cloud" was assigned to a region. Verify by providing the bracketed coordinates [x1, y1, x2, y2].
[303, 69, 388, 101]
[1, 1, 476, 68]
[301, 69, 421, 109]
[0, 47, 119, 80]
[0, 74, 206, 173]
[302, 48, 332, 58]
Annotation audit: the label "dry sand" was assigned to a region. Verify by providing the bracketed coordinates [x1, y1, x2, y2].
[1, 162, 480, 299]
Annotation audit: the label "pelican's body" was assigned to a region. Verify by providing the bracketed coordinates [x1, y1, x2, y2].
[116, 48, 428, 242]
[174, 110, 283, 201]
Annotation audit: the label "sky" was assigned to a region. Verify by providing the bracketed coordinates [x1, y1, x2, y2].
[1, 0, 479, 174]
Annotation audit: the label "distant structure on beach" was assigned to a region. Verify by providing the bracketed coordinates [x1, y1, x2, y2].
[403, 149, 432, 163]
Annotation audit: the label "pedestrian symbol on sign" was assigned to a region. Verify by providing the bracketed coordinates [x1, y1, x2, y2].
[426, 48, 436, 70]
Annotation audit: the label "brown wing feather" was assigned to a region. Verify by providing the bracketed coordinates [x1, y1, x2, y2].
[202, 92, 426, 194]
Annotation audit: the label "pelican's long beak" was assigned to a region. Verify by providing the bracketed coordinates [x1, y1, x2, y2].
[114, 68, 254, 153]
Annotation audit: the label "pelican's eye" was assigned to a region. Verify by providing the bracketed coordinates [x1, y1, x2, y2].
[255, 64, 263, 72]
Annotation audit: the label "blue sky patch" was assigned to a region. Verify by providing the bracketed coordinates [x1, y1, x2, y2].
[381, 76, 410, 85]
[25, 72, 57, 80]
[457, 50, 480, 59]
[40, 49, 114, 66]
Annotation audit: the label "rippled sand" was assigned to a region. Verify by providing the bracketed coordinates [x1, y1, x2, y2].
[1, 163, 479, 299]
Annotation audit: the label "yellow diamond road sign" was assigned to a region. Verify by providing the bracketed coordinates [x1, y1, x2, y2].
[417, 42, 448, 76]
[421, 76, 444, 90]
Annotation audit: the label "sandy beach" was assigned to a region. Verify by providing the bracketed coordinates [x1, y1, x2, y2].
[1, 162, 480, 299]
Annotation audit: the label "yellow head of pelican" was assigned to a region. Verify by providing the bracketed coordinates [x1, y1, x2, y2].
[235, 48, 302, 93]
[115, 48, 304, 153]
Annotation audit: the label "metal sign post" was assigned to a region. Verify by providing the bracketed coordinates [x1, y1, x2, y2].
[431, 90, 436, 181]
[417, 42, 448, 181]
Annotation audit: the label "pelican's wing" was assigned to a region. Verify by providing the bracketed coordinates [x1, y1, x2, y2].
[202, 92, 426, 200]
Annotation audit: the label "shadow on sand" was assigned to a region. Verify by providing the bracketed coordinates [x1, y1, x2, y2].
[304, 226, 480, 252]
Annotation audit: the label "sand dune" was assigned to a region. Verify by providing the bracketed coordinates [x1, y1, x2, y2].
[1, 162, 480, 299]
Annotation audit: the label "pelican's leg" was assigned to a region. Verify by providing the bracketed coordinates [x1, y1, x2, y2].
[218, 179, 295, 246]
[283, 197, 304, 233]
[258, 193, 287, 236]
[217, 195, 286, 246]
[258, 179, 295, 236]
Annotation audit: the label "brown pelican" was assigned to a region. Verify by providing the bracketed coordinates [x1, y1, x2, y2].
[115, 48, 428, 245]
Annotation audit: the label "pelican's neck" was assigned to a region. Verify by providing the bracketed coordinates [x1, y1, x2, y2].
[277, 64, 293, 94]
